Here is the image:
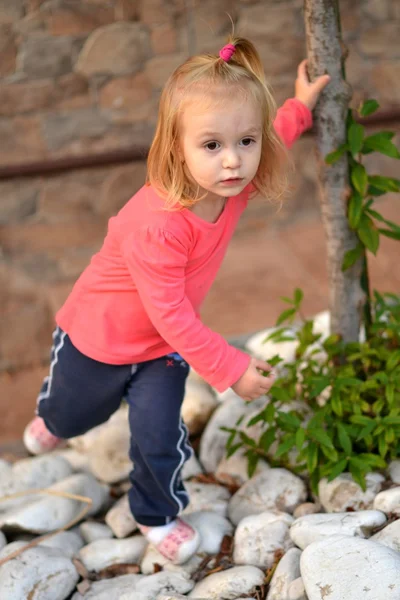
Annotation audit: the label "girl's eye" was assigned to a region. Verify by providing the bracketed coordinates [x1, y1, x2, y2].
[241, 137, 255, 147]
[204, 141, 220, 151]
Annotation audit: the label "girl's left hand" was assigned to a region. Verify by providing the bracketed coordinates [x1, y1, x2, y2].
[295, 59, 331, 111]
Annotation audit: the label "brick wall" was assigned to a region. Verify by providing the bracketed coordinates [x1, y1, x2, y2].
[1, 0, 399, 372]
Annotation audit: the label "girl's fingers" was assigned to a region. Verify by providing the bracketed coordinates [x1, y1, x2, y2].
[297, 59, 309, 81]
[254, 359, 273, 372]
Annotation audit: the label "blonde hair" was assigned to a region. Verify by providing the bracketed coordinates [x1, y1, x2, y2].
[146, 35, 289, 209]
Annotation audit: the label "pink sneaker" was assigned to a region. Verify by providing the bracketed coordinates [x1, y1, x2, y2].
[23, 416, 63, 455]
[139, 518, 201, 564]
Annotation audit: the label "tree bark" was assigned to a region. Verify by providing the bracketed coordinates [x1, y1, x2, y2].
[304, 0, 365, 342]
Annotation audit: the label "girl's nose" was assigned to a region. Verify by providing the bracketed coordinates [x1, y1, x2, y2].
[222, 149, 240, 169]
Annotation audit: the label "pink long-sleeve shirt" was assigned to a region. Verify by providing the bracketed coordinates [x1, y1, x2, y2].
[56, 98, 312, 392]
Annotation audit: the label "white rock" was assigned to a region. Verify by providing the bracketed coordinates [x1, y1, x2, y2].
[199, 393, 266, 472]
[245, 328, 298, 363]
[11, 455, 73, 489]
[371, 519, 400, 552]
[0, 541, 26, 560]
[318, 472, 384, 512]
[0, 455, 74, 512]
[290, 510, 387, 549]
[183, 482, 231, 517]
[189, 565, 264, 598]
[71, 571, 193, 600]
[0, 473, 109, 534]
[0, 460, 12, 479]
[68, 405, 129, 454]
[233, 511, 294, 569]
[266, 548, 301, 600]
[215, 449, 270, 486]
[80, 521, 114, 543]
[141, 545, 204, 577]
[78, 535, 147, 571]
[182, 380, 218, 436]
[185, 511, 234, 554]
[388, 460, 400, 484]
[301, 535, 400, 600]
[229, 469, 307, 526]
[105, 493, 138, 538]
[157, 596, 208, 600]
[55, 449, 92, 473]
[293, 502, 321, 519]
[373, 487, 400, 515]
[39, 530, 84, 558]
[0, 545, 79, 600]
[181, 454, 203, 480]
[288, 577, 307, 600]
[88, 420, 132, 484]
[0, 531, 6, 551]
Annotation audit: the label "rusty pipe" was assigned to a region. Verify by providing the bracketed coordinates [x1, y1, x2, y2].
[0, 108, 399, 181]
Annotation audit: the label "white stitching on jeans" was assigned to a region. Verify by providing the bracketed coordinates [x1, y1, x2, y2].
[37, 327, 67, 408]
[169, 419, 189, 511]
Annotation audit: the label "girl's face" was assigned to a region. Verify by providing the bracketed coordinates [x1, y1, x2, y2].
[179, 92, 263, 202]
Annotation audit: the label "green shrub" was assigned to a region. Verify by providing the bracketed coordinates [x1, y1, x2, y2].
[223, 289, 400, 493]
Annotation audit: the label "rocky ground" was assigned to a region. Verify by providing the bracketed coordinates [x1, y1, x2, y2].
[1, 316, 400, 600]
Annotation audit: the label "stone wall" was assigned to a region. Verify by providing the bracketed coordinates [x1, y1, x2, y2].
[1, 0, 400, 373]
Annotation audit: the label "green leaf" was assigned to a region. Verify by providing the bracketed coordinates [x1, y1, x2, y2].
[327, 458, 348, 481]
[277, 411, 302, 430]
[350, 415, 375, 426]
[349, 462, 367, 491]
[309, 427, 335, 449]
[351, 163, 368, 195]
[342, 243, 363, 271]
[325, 144, 348, 165]
[350, 456, 371, 474]
[246, 452, 260, 478]
[270, 387, 292, 402]
[366, 209, 400, 233]
[235, 415, 245, 427]
[320, 444, 339, 462]
[348, 123, 365, 156]
[239, 432, 257, 447]
[294, 288, 304, 307]
[259, 427, 276, 453]
[247, 408, 269, 428]
[226, 442, 242, 458]
[358, 99, 380, 117]
[356, 422, 376, 441]
[337, 423, 352, 455]
[368, 175, 400, 193]
[276, 308, 297, 326]
[378, 228, 400, 241]
[296, 428, 306, 451]
[378, 435, 388, 458]
[227, 429, 236, 448]
[348, 193, 364, 229]
[307, 442, 319, 473]
[308, 377, 331, 399]
[362, 133, 400, 159]
[275, 435, 296, 458]
[387, 351, 400, 370]
[358, 453, 386, 468]
[265, 402, 276, 423]
[383, 414, 400, 426]
[357, 214, 380, 254]
[368, 185, 386, 196]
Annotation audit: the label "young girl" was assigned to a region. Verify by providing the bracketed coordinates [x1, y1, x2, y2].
[24, 37, 329, 564]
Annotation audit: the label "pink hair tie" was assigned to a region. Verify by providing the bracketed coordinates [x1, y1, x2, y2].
[219, 43, 236, 62]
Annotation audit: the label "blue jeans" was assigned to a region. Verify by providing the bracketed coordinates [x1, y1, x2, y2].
[37, 327, 192, 525]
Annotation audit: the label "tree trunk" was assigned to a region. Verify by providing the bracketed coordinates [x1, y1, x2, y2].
[304, 0, 365, 342]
